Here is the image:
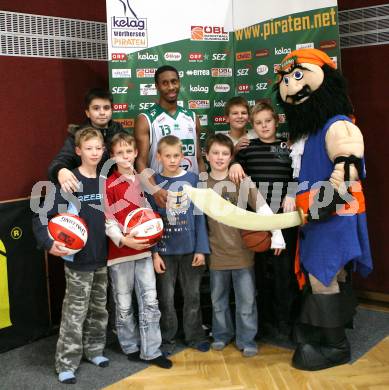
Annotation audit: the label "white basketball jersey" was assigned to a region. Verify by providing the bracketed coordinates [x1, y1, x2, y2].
[140, 104, 199, 174]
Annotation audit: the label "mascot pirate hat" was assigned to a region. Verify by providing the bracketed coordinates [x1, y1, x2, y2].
[278, 48, 336, 73]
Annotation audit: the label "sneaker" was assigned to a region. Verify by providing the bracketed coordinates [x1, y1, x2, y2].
[211, 341, 226, 351]
[242, 347, 258, 357]
[127, 351, 141, 362]
[193, 341, 210, 352]
[145, 355, 173, 369]
[58, 371, 76, 384]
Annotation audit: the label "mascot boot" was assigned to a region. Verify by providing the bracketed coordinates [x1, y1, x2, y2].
[292, 326, 350, 371]
[292, 284, 356, 371]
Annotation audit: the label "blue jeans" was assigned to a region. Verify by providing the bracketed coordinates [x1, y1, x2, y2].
[156, 254, 207, 349]
[109, 256, 162, 360]
[210, 267, 257, 350]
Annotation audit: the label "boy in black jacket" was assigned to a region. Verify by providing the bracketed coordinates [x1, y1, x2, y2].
[33, 128, 109, 384]
[48, 88, 125, 192]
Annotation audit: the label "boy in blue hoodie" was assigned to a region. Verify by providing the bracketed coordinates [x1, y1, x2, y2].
[148, 135, 210, 355]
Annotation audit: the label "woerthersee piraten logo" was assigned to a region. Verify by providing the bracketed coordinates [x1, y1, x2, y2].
[111, 0, 148, 49]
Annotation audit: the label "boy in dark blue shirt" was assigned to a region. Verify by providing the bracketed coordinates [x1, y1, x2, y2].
[148, 135, 210, 355]
[33, 128, 108, 384]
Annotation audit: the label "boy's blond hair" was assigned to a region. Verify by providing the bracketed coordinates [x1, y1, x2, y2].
[74, 127, 104, 147]
[109, 132, 136, 153]
[250, 102, 279, 125]
[157, 135, 182, 153]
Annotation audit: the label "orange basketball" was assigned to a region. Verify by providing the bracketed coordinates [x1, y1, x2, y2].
[241, 230, 271, 252]
[191, 26, 204, 40]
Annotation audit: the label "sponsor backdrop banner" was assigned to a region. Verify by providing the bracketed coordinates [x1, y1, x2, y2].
[0, 200, 50, 352]
[107, 0, 339, 145]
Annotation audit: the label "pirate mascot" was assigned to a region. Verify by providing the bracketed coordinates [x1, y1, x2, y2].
[276, 48, 373, 370]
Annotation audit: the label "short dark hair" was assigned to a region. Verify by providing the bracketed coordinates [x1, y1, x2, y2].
[224, 96, 250, 116]
[205, 133, 234, 156]
[154, 65, 179, 84]
[84, 88, 113, 109]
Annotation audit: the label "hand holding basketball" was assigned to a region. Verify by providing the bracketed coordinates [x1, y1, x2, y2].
[121, 232, 150, 251]
[49, 241, 71, 257]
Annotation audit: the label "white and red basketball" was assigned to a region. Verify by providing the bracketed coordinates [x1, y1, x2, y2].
[124, 208, 163, 245]
[48, 213, 88, 255]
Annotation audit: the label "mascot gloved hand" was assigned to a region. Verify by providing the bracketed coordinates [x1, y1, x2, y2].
[276, 48, 373, 371]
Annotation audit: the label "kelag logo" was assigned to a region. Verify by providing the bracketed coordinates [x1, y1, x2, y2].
[111, 1, 147, 49]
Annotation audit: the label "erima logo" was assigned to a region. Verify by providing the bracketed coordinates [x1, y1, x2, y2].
[190, 84, 209, 93]
[137, 52, 158, 61]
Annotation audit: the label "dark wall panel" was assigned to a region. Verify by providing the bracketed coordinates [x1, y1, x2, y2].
[0, 58, 108, 200]
[1, 1, 107, 22]
[341, 45, 389, 293]
[0, 0, 108, 201]
[338, 1, 389, 293]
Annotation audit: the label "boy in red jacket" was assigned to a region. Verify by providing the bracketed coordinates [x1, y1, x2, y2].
[105, 133, 172, 369]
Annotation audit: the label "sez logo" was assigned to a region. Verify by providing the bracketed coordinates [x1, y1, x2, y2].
[191, 26, 229, 41]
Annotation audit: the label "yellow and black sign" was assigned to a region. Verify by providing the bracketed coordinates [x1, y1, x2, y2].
[0, 239, 11, 329]
[0, 199, 50, 352]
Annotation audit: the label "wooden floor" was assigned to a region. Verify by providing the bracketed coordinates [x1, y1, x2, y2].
[104, 334, 389, 390]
